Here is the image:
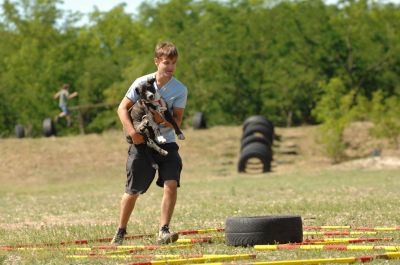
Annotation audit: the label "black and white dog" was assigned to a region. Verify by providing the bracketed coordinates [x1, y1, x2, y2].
[125, 78, 184, 169]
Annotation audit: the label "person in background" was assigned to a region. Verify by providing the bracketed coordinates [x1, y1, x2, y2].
[53, 83, 78, 127]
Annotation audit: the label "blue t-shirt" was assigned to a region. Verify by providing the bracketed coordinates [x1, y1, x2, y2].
[125, 73, 188, 143]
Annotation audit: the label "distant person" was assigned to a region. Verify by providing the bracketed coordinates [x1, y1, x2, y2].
[111, 41, 188, 246]
[53, 83, 78, 127]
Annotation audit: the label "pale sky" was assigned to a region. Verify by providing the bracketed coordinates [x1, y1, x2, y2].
[61, 0, 147, 15]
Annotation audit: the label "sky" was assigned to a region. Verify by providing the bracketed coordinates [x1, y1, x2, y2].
[61, 0, 147, 15]
[1, 0, 399, 18]
[59, 0, 400, 14]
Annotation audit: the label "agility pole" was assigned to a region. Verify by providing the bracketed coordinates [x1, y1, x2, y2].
[303, 231, 377, 236]
[176, 237, 212, 243]
[303, 226, 351, 230]
[124, 254, 256, 265]
[0, 228, 224, 249]
[0, 244, 193, 252]
[304, 225, 400, 231]
[184, 252, 400, 265]
[254, 244, 400, 251]
[177, 228, 224, 235]
[302, 237, 393, 244]
[66, 254, 249, 260]
[103, 244, 193, 255]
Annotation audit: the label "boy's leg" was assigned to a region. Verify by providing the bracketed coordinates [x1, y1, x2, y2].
[119, 193, 139, 228]
[160, 180, 177, 227]
[112, 145, 156, 245]
[156, 143, 182, 244]
[111, 193, 139, 246]
[157, 180, 179, 244]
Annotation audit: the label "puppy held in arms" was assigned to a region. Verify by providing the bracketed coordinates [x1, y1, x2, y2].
[125, 78, 185, 169]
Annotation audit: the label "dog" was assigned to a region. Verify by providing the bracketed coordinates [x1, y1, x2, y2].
[144, 81, 185, 141]
[125, 78, 184, 169]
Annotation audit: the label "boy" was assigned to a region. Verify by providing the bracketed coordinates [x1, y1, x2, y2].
[53, 83, 78, 127]
[111, 42, 188, 245]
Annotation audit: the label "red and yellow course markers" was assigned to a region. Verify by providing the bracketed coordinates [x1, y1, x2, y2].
[0, 228, 224, 249]
[302, 237, 393, 244]
[254, 244, 400, 251]
[304, 225, 400, 231]
[0, 244, 193, 253]
[125, 254, 256, 265]
[303, 231, 377, 236]
[66, 254, 252, 260]
[185, 252, 400, 265]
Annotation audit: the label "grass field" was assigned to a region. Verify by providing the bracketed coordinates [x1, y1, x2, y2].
[1, 125, 400, 264]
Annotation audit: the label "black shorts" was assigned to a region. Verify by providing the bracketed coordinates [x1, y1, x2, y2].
[125, 143, 182, 194]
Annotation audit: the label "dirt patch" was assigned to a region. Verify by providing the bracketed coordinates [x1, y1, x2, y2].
[333, 156, 400, 170]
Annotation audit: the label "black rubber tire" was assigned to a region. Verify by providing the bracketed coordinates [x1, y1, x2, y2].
[192, 112, 207, 129]
[240, 135, 271, 151]
[238, 142, 272, 173]
[242, 115, 274, 132]
[15, 124, 25, 138]
[242, 123, 274, 144]
[225, 215, 303, 246]
[43, 118, 56, 137]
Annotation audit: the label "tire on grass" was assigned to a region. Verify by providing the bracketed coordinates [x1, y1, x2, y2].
[43, 118, 56, 137]
[225, 215, 303, 246]
[192, 112, 207, 129]
[238, 142, 272, 173]
[15, 124, 25, 138]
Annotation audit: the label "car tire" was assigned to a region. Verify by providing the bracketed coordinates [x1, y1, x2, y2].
[242, 123, 274, 145]
[15, 124, 25, 138]
[43, 118, 56, 137]
[242, 115, 274, 133]
[225, 215, 303, 246]
[240, 135, 271, 151]
[238, 142, 272, 173]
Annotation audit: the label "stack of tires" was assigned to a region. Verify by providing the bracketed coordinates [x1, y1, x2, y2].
[238, 115, 274, 173]
[192, 112, 207, 129]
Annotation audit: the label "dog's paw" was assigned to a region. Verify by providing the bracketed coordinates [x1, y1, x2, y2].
[156, 136, 167, 144]
[160, 150, 168, 156]
[177, 134, 185, 140]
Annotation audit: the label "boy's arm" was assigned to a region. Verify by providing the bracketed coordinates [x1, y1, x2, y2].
[172, 107, 185, 127]
[68, 91, 78, 99]
[117, 97, 144, 144]
[53, 91, 60, 99]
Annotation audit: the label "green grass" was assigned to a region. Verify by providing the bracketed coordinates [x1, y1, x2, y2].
[0, 127, 400, 264]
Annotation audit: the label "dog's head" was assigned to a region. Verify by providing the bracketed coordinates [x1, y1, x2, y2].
[135, 77, 160, 102]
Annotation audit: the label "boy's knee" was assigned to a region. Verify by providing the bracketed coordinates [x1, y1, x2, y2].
[164, 180, 178, 191]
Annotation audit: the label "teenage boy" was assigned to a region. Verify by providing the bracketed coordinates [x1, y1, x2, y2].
[111, 42, 188, 245]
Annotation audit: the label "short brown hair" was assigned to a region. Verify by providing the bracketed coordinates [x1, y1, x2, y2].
[155, 42, 178, 59]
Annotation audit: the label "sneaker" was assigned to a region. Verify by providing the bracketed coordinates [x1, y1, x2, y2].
[157, 225, 179, 244]
[110, 228, 127, 246]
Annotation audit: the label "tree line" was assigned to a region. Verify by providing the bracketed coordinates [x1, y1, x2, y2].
[0, 0, 399, 159]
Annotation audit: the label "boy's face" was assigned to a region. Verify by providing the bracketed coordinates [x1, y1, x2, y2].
[155, 56, 177, 79]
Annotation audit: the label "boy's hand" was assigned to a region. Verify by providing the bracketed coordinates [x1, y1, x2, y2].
[131, 132, 144, 144]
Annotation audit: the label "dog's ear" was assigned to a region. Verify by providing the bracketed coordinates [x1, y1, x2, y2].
[148, 77, 156, 84]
